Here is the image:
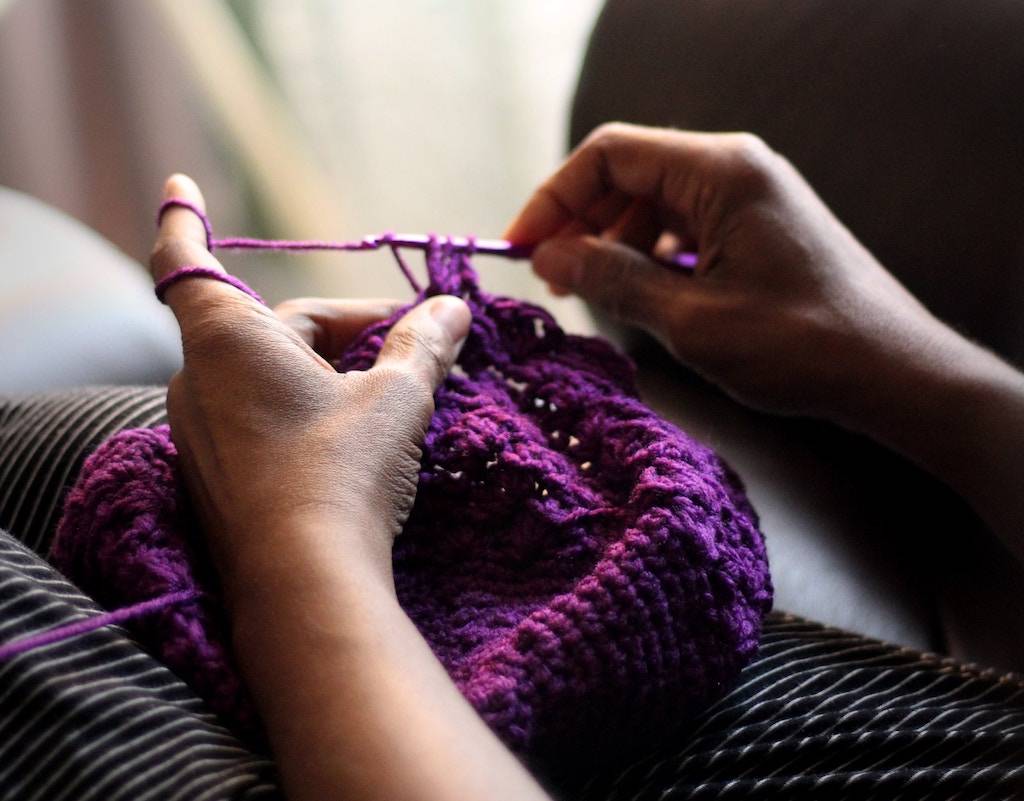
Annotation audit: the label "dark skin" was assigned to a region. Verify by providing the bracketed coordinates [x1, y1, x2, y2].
[153, 174, 551, 801]
[152, 124, 1024, 800]
[507, 123, 1024, 568]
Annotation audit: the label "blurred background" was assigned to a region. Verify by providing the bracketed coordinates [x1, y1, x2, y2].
[0, 0, 601, 331]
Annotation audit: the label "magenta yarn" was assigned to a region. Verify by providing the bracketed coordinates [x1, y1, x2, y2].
[52, 226, 772, 762]
[154, 265, 265, 305]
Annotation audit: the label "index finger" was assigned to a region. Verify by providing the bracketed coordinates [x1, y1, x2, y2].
[503, 123, 716, 246]
[150, 173, 221, 281]
[149, 174, 263, 327]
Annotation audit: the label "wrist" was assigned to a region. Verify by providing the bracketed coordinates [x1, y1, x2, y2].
[829, 311, 976, 436]
[838, 320, 1024, 533]
[215, 511, 397, 611]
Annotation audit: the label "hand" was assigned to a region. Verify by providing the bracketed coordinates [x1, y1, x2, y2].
[151, 176, 548, 801]
[150, 174, 471, 590]
[505, 123, 957, 424]
[507, 123, 1024, 569]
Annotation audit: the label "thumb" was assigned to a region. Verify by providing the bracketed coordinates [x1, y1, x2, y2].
[373, 295, 471, 395]
[274, 297, 403, 362]
[532, 235, 691, 331]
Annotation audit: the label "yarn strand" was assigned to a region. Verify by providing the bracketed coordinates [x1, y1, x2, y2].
[154, 265, 266, 305]
[156, 197, 532, 277]
[155, 197, 699, 278]
[0, 589, 200, 663]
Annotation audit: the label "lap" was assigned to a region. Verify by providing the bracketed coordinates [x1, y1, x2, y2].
[0, 386, 1021, 800]
[0, 529, 279, 800]
[569, 614, 1024, 800]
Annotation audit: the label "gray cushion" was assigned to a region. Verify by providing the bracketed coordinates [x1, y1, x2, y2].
[0, 186, 180, 393]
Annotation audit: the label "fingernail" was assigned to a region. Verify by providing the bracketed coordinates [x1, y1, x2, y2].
[430, 295, 471, 342]
[534, 239, 583, 289]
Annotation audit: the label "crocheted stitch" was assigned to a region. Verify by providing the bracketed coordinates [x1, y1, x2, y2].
[53, 236, 772, 764]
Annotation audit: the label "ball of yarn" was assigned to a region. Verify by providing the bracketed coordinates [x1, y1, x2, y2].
[53, 244, 772, 763]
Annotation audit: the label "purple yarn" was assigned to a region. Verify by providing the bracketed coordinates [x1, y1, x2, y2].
[0, 590, 198, 663]
[155, 197, 695, 269]
[51, 214, 772, 762]
[156, 197, 533, 261]
[158, 197, 214, 249]
[53, 428, 259, 735]
[154, 266, 265, 305]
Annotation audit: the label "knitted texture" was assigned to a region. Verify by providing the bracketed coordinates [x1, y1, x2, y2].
[53, 241, 772, 762]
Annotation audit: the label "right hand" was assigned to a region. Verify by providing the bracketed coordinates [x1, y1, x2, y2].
[505, 123, 959, 423]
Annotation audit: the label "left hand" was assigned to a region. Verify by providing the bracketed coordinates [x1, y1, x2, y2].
[150, 174, 471, 592]
[152, 175, 551, 801]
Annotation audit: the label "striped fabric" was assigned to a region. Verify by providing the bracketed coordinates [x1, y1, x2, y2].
[0, 532, 280, 800]
[0, 386, 168, 555]
[0, 387, 280, 800]
[0, 385, 1022, 800]
[574, 617, 1024, 800]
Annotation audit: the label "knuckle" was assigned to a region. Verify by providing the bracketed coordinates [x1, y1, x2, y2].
[720, 132, 778, 193]
[272, 297, 318, 318]
[149, 237, 202, 278]
[726, 131, 772, 161]
[585, 121, 637, 151]
[148, 239, 180, 277]
[272, 299, 315, 337]
[272, 298, 300, 318]
[387, 325, 425, 354]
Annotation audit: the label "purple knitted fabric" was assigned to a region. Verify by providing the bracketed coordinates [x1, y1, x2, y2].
[53, 240, 772, 761]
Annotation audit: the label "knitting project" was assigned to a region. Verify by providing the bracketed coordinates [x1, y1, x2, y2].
[51, 217, 772, 765]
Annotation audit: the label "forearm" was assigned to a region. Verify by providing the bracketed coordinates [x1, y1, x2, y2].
[223, 523, 551, 801]
[843, 322, 1024, 563]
